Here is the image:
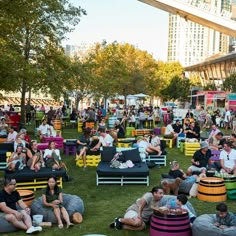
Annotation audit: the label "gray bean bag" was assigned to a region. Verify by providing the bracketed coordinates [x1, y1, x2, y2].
[0, 215, 18, 233]
[31, 193, 84, 224]
[192, 214, 236, 236]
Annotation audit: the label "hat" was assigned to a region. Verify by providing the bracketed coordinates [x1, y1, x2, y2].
[200, 141, 209, 149]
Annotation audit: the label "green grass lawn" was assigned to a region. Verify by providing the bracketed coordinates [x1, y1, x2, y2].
[2, 124, 236, 236]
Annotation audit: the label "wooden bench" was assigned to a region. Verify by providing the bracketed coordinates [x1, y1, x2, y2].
[4, 168, 65, 191]
[76, 155, 101, 167]
[146, 155, 167, 166]
[131, 129, 152, 137]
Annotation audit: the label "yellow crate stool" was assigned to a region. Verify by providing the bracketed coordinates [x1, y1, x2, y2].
[184, 142, 200, 156]
[76, 155, 101, 167]
[117, 142, 132, 148]
[161, 138, 173, 148]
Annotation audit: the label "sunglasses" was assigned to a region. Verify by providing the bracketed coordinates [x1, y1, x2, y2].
[227, 155, 229, 161]
[9, 183, 16, 186]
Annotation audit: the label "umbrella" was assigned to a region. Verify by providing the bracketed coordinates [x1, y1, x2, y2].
[133, 93, 150, 98]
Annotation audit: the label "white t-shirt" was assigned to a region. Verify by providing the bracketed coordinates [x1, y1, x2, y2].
[38, 124, 50, 135]
[138, 140, 149, 150]
[165, 124, 174, 135]
[99, 134, 114, 146]
[7, 131, 18, 142]
[43, 149, 61, 160]
[220, 149, 236, 169]
[151, 136, 161, 147]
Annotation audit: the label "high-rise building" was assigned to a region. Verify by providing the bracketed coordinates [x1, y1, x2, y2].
[167, 0, 233, 66]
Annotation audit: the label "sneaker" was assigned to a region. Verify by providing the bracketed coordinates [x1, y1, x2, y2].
[26, 226, 40, 234]
[34, 226, 42, 232]
[66, 223, 74, 229]
[109, 222, 115, 228]
[114, 218, 123, 230]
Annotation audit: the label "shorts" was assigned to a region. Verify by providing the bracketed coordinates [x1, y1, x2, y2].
[124, 210, 138, 219]
[189, 165, 206, 173]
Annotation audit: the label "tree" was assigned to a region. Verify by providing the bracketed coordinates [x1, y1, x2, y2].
[0, 0, 86, 124]
[223, 73, 236, 92]
[160, 76, 192, 102]
[88, 41, 159, 107]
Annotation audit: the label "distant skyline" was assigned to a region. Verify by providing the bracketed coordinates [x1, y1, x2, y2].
[64, 0, 169, 61]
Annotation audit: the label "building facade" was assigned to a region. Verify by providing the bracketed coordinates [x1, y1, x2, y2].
[167, 0, 233, 66]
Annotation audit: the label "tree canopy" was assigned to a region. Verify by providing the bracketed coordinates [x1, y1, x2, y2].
[0, 0, 86, 123]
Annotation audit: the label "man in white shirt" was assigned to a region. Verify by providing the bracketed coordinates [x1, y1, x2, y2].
[38, 119, 52, 140]
[220, 141, 236, 175]
[91, 127, 114, 151]
[164, 121, 178, 140]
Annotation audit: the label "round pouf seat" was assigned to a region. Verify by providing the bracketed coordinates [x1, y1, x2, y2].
[18, 189, 35, 207]
[192, 214, 236, 236]
[31, 193, 84, 224]
[150, 210, 191, 236]
[0, 215, 18, 233]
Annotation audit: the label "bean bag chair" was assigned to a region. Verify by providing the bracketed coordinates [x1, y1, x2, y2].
[31, 193, 84, 224]
[192, 214, 236, 236]
[0, 215, 18, 233]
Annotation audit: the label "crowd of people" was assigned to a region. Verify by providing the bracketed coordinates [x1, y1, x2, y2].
[2, 102, 236, 234]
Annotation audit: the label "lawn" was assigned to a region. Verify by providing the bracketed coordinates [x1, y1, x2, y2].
[2, 124, 236, 236]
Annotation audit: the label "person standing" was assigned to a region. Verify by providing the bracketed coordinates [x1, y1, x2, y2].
[224, 108, 231, 135]
[0, 178, 42, 234]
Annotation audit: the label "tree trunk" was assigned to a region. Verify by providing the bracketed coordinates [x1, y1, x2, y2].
[20, 78, 27, 127]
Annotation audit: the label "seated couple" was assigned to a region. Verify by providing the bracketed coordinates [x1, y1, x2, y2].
[137, 133, 162, 156]
[7, 141, 64, 172]
[7, 141, 44, 172]
[76, 127, 114, 167]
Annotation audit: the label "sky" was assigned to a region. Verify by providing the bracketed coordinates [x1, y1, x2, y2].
[64, 0, 169, 61]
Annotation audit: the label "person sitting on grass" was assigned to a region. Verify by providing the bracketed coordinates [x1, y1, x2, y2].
[213, 202, 236, 229]
[0, 178, 42, 234]
[169, 161, 196, 183]
[110, 186, 164, 231]
[42, 176, 74, 229]
[175, 194, 196, 224]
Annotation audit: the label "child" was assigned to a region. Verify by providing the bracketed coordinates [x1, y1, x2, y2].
[42, 176, 74, 229]
[214, 202, 236, 229]
[176, 194, 196, 224]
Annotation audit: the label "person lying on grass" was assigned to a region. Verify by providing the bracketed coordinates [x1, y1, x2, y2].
[110, 186, 164, 231]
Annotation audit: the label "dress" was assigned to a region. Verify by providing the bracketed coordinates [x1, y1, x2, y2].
[42, 187, 63, 208]
[77, 134, 90, 153]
